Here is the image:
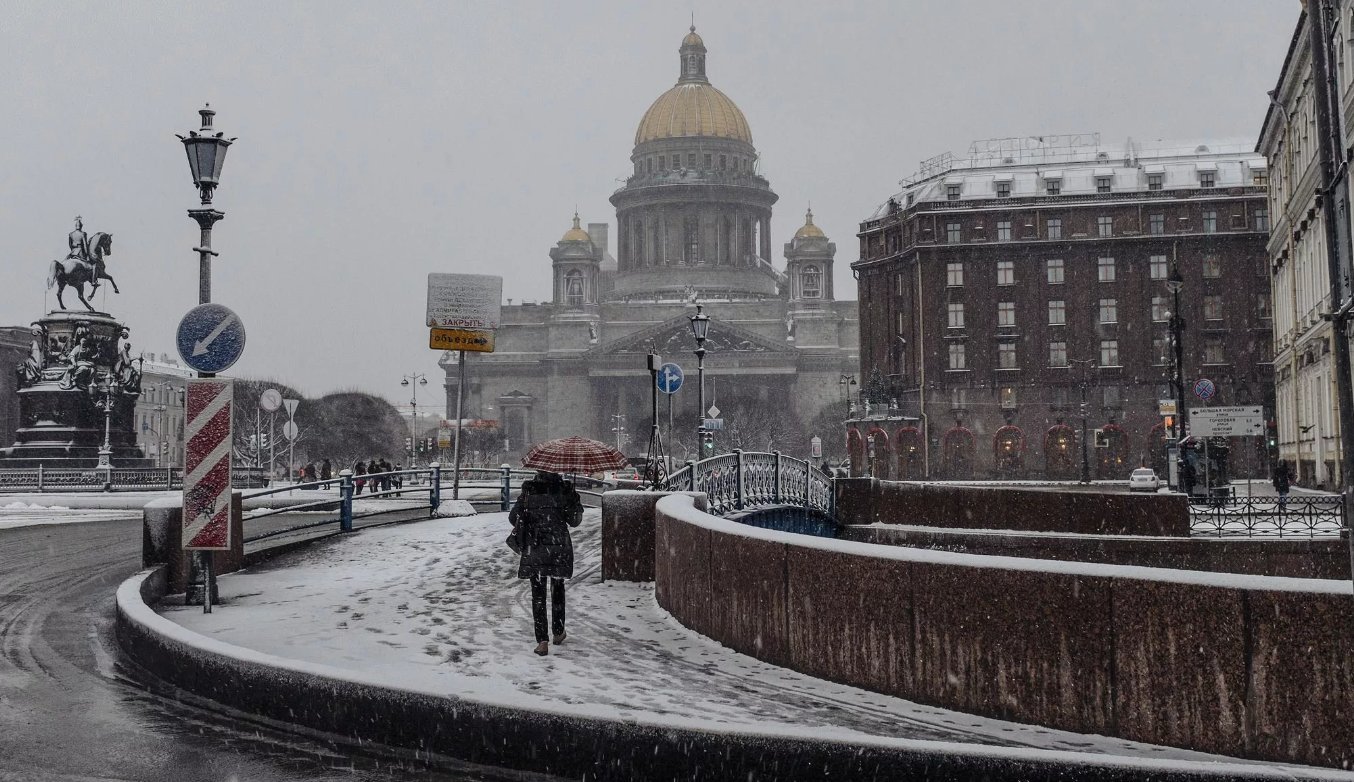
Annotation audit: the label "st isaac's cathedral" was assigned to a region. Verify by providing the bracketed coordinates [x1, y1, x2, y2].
[444, 28, 858, 462]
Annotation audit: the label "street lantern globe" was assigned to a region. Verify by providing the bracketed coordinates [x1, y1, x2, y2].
[401, 378, 409, 386]
[689, 304, 710, 345]
[177, 104, 234, 205]
[420, 377, 428, 386]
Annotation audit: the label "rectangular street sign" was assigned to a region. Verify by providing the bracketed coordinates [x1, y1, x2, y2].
[426, 273, 503, 330]
[1188, 405, 1263, 438]
[1158, 399, 1177, 416]
[183, 379, 233, 551]
[437, 430, 452, 448]
[429, 327, 495, 352]
[704, 418, 724, 431]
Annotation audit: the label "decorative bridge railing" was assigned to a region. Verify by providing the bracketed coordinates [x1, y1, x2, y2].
[661, 450, 834, 517]
[0, 465, 268, 493]
[1189, 496, 1345, 537]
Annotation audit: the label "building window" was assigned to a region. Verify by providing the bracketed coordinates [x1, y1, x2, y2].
[647, 158, 654, 173]
[1253, 169, 1269, 186]
[1257, 294, 1272, 319]
[1047, 218, 1062, 239]
[1204, 337, 1225, 364]
[1149, 214, 1165, 235]
[1150, 255, 1168, 279]
[801, 264, 822, 298]
[996, 181, 1011, 199]
[564, 270, 584, 307]
[1046, 258, 1064, 284]
[1153, 335, 1170, 364]
[947, 262, 964, 286]
[948, 302, 965, 329]
[1049, 341, 1068, 367]
[686, 153, 696, 168]
[1097, 216, 1113, 237]
[1151, 296, 1168, 322]
[1204, 295, 1223, 320]
[1096, 176, 1112, 193]
[951, 388, 968, 409]
[1048, 299, 1066, 325]
[948, 342, 967, 370]
[997, 260, 1014, 285]
[947, 184, 962, 201]
[658, 155, 666, 170]
[1255, 208, 1269, 231]
[997, 221, 1012, 241]
[1199, 170, 1216, 188]
[719, 154, 727, 170]
[947, 222, 961, 243]
[1147, 173, 1163, 191]
[1046, 177, 1061, 196]
[1000, 387, 1017, 408]
[703, 153, 712, 169]
[1203, 254, 1222, 278]
[1103, 386, 1121, 408]
[1099, 298, 1117, 324]
[1100, 339, 1120, 366]
[1203, 210, 1217, 234]
[1098, 257, 1116, 282]
[998, 342, 1017, 369]
[997, 301, 1016, 327]
[684, 216, 699, 263]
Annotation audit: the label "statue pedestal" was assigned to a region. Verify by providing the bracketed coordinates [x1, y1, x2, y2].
[0, 310, 150, 468]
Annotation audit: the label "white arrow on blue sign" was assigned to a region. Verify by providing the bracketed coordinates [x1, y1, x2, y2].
[656, 362, 684, 394]
[177, 303, 246, 374]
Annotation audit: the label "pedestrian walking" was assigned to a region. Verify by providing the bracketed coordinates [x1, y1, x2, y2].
[1273, 460, 1291, 512]
[507, 470, 584, 656]
[320, 458, 332, 489]
[392, 464, 403, 496]
[354, 460, 367, 496]
[367, 459, 380, 494]
[379, 458, 393, 492]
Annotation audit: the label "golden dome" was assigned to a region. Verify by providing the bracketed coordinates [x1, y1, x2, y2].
[682, 26, 704, 48]
[635, 83, 752, 145]
[561, 212, 591, 243]
[794, 208, 825, 239]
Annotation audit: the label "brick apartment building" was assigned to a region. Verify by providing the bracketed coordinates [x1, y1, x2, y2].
[850, 135, 1272, 480]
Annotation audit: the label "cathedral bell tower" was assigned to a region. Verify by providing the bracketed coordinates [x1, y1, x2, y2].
[783, 208, 835, 302]
[550, 213, 601, 308]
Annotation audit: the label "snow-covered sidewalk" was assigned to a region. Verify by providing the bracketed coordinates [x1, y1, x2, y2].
[157, 510, 1350, 774]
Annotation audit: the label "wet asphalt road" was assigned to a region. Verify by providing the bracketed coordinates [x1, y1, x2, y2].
[0, 515, 547, 782]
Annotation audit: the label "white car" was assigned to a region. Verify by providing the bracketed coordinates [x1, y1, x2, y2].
[1128, 468, 1160, 492]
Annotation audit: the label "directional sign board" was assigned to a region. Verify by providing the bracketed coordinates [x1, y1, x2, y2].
[183, 379, 233, 551]
[1193, 378, 1216, 401]
[429, 327, 495, 352]
[177, 303, 246, 374]
[1188, 406, 1264, 438]
[426, 273, 503, 330]
[656, 362, 684, 394]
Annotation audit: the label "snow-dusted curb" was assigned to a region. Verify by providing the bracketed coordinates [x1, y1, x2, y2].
[115, 564, 1354, 781]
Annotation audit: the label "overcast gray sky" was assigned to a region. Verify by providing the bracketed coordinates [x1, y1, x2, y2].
[0, 1, 1297, 413]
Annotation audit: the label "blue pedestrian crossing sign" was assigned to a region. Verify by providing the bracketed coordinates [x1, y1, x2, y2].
[177, 303, 246, 374]
[656, 362, 684, 394]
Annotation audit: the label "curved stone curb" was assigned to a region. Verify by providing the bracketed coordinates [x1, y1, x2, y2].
[114, 568, 1354, 781]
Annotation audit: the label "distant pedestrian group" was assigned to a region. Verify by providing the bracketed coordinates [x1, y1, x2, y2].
[352, 458, 402, 495]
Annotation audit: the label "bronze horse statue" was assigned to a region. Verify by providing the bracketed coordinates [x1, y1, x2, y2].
[48, 232, 119, 312]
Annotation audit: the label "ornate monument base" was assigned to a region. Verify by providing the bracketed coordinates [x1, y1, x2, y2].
[0, 310, 151, 468]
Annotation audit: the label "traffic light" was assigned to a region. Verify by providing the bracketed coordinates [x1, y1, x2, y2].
[405, 437, 413, 452]
[247, 433, 258, 453]
[1267, 420, 1278, 449]
[701, 430, 714, 454]
[259, 432, 270, 451]
[425, 437, 434, 453]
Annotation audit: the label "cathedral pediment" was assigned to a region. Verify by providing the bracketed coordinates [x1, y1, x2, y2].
[590, 314, 794, 356]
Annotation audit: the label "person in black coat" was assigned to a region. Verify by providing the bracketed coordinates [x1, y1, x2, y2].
[1273, 460, 1292, 510]
[508, 470, 584, 656]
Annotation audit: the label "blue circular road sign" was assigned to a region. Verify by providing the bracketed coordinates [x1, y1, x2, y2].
[177, 303, 246, 374]
[1193, 378, 1216, 401]
[656, 362, 684, 394]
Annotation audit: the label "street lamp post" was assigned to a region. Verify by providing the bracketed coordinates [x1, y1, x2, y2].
[689, 304, 710, 451]
[1069, 358, 1096, 485]
[94, 373, 116, 474]
[401, 373, 428, 466]
[178, 104, 233, 613]
[839, 374, 857, 413]
[1166, 262, 1188, 489]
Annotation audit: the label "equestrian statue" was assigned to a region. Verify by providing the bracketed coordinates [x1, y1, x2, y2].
[47, 216, 120, 312]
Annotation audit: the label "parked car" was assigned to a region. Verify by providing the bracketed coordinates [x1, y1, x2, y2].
[1128, 468, 1160, 492]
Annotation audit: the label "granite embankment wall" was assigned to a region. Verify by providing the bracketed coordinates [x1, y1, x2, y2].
[654, 493, 1354, 769]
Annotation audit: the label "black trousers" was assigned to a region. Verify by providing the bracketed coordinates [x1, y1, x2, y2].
[529, 575, 565, 643]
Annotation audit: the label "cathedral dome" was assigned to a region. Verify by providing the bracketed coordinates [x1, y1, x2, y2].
[794, 208, 825, 239]
[560, 212, 592, 244]
[634, 28, 753, 146]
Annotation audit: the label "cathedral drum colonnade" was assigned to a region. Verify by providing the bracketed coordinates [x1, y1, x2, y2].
[451, 29, 858, 462]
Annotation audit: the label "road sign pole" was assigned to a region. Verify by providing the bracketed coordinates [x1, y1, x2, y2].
[452, 351, 466, 501]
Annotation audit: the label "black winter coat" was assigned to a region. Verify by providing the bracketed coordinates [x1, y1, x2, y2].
[508, 474, 583, 579]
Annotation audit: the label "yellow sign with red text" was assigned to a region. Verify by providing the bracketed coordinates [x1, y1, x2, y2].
[429, 328, 495, 353]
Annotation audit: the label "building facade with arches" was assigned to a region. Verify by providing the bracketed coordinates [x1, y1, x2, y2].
[444, 28, 857, 465]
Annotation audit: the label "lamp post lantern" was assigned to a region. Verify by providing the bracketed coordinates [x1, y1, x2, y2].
[177, 105, 234, 307]
[689, 304, 710, 450]
[402, 373, 428, 466]
[93, 373, 116, 472]
[1166, 262, 1187, 442]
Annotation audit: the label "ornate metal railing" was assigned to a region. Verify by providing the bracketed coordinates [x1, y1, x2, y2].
[661, 450, 834, 517]
[0, 465, 268, 492]
[1189, 496, 1345, 537]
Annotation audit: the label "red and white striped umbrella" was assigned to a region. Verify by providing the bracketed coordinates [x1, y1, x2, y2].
[521, 436, 628, 474]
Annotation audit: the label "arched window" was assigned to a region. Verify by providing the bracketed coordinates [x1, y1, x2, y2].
[801, 264, 822, 298]
[564, 270, 584, 307]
